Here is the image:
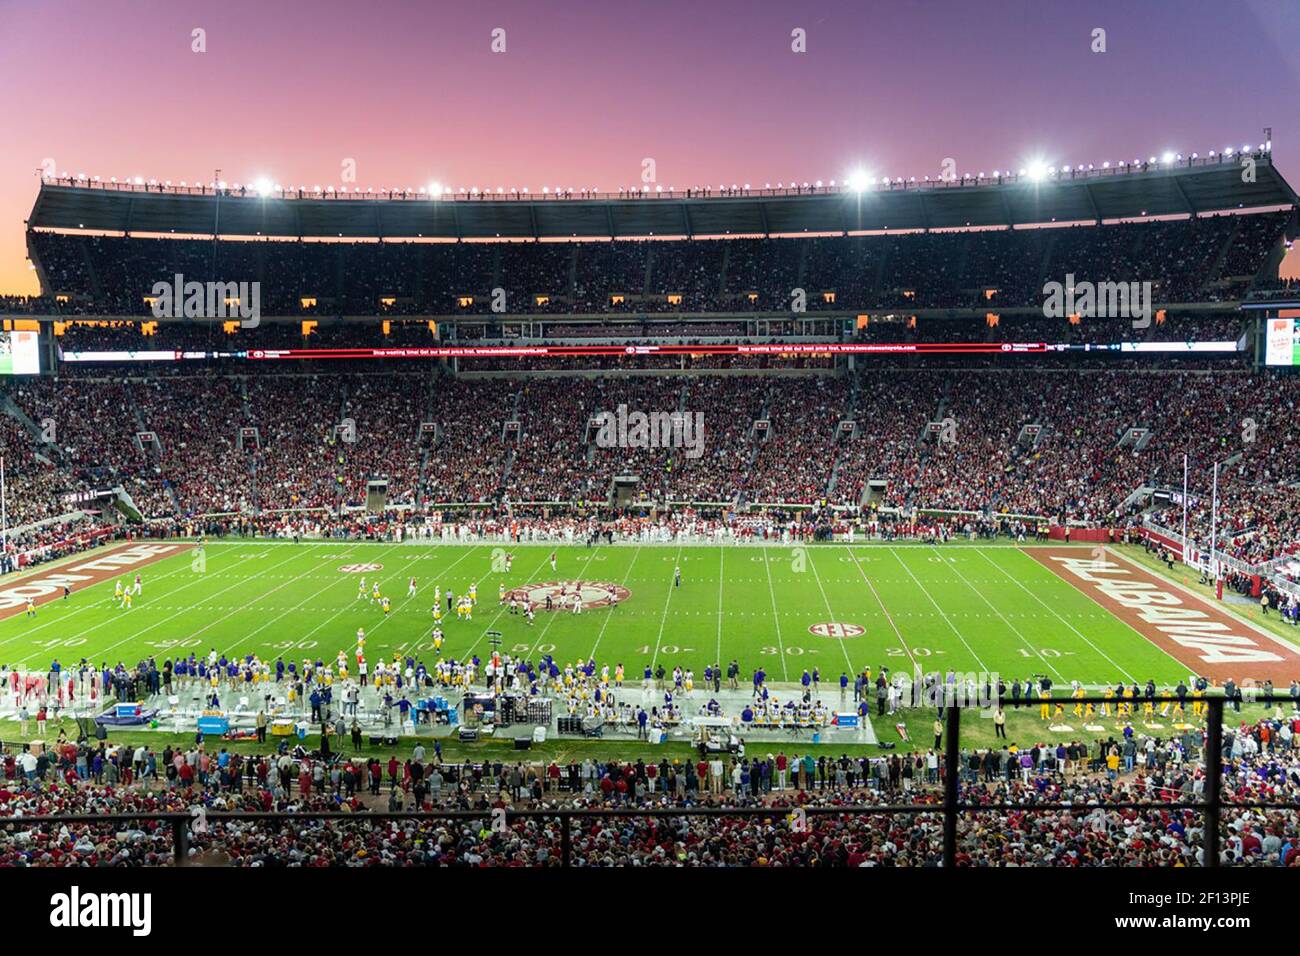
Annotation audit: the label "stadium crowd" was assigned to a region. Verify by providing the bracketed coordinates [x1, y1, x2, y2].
[14, 210, 1286, 317]
[1, 363, 1298, 571]
[0, 701, 1296, 866]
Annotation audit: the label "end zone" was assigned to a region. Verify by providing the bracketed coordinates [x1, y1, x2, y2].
[1027, 547, 1300, 684]
[0, 542, 194, 620]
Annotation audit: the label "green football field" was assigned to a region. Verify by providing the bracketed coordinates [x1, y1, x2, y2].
[0, 540, 1198, 689]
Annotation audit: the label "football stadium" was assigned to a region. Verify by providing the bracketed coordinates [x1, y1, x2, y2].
[1, 1, 1299, 915]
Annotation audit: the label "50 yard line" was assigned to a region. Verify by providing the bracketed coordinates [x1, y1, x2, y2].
[461, 550, 555, 660]
[804, 547, 859, 677]
[524, 546, 604, 662]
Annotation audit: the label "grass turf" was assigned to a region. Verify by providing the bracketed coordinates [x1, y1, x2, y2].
[0, 539, 1219, 689]
[4, 535, 1295, 760]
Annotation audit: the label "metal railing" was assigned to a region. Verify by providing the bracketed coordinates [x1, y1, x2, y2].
[3, 696, 1294, 866]
[36, 150, 1268, 204]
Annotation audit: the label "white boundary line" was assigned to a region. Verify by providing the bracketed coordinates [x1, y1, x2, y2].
[7, 545, 313, 664]
[0, 543, 211, 640]
[1107, 546, 1300, 662]
[86, 547, 355, 664]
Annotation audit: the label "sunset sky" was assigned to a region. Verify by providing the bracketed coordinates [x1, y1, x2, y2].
[1, 0, 1297, 294]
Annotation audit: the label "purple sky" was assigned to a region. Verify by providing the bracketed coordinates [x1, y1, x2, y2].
[1, 0, 1296, 293]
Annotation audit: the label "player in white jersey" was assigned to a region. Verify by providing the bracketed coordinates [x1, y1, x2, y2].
[357, 577, 368, 600]
[571, 592, 582, 614]
[113, 580, 124, 604]
[468, 582, 477, 605]
[499, 582, 506, 604]
[549, 550, 557, 572]
[132, 573, 142, 596]
[356, 627, 366, 655]
[408, 577, 417, 599]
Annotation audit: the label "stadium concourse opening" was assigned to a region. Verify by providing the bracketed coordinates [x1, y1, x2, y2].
[2, 135, 1300, 877]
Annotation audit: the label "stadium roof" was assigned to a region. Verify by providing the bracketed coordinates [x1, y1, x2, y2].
[27, 152, 1297, 241]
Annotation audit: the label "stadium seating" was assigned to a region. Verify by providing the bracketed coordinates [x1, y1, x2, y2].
[13, 210, 1287, 317]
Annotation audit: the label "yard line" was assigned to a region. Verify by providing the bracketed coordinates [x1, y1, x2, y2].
[804, 548, 858, 676]
[587, 545, 642, 661]
[845, 546, 919, 674]
[758, 546, 789, 681]
[0, 542, 221, 641]
[14, 545, 313, 662]
[886, 548, 989, 671]
[297, 543, 433, 653]
[220, 541, 386, 656]
[929, 547, 1064, 683]
[975, 548, 1139, 683]
[648, 545, 684, 671]
[714, 547, 724, 667]
[525, 547, 604, 661]
[388, 545, 482, 656]
[462, 551, 556, 660]
[80, 547, 350, 664]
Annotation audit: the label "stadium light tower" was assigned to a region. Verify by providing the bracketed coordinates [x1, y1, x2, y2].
[1025, 160, 1049, 183]
[253, 177, 274, 197]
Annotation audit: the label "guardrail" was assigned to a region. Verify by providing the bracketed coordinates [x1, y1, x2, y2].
[5, 696, 1292, 867]
[38, 151, 1268, 202]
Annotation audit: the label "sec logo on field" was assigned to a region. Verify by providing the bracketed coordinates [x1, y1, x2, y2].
[809, 622, 864, 639]
[339, 563, 383, 573]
